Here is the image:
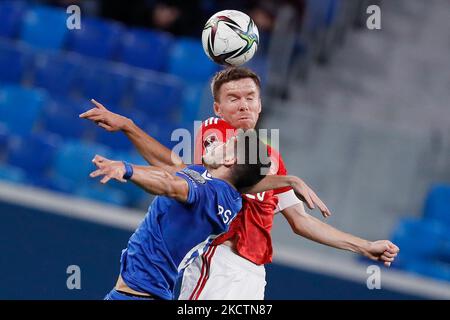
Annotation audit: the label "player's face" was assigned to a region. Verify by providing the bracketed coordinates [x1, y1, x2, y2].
[214, 78, 262, 130]
[202, 136, 237, 169]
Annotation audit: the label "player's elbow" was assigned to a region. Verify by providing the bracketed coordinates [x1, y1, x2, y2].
[286, 211, 311, 236]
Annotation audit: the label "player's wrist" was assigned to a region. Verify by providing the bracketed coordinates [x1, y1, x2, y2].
[288, 176, 301, 188]
[120, 117, 134, 132]
[122, 161, 134, 180]
[358, 239, 373, 257]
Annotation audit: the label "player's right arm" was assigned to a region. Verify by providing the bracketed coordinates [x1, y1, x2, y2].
[90, 155, 189, 202]
[79, 99, 185, 174]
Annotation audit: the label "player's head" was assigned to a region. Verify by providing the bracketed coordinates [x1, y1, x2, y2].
[202, 129, 270, 190]
[211, 67, 262, 130]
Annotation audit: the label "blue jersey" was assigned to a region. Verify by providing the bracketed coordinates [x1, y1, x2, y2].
[119, 165, 242, 300]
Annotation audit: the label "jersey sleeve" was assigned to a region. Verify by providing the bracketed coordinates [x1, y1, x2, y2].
[175, 169, 205, 205]
[270, 149, 303, 211]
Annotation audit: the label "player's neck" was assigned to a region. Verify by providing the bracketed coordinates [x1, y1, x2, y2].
[207, 166, 237, 190]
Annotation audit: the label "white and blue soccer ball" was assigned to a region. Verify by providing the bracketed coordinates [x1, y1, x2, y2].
[202, 10, 259, 66]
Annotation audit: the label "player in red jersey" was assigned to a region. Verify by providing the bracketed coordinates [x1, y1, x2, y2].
[80, 67, 399, 300]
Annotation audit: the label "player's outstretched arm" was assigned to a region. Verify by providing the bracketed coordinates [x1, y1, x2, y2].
[242, 175, 331, 218]
[79, 99, 185, 174]
[281, 205, 400, 266]
[89, 155, 189, 202]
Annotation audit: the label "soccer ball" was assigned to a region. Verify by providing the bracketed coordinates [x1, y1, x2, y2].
[202, 10, 259, 66]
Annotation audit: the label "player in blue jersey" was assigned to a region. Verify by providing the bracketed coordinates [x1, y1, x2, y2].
[92, 130, 302, 300]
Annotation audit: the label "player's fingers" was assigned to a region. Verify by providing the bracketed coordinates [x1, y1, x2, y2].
[92, 155, 107, 166]
[98, 122, 113, 131]
[91, 99, 107, 110]
[310, 191, 331, 217]
[100, 175, 111, 184]
[303, 190, 315, 210]
[381, 255, 395, 262]
[85, 114, 105, 122]
[384, 261, 391, 267]
[382, 251, 397, 258]
[388, 243, 400, 253]
[89, 169, 103, 178]
[79, 108, 100, 118]
[308, 189, 326, 214]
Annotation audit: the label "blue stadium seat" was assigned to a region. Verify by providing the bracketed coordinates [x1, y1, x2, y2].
[0, 1, 26, 39]
[39, 96, 91, 139]
[305, 0, 340, 31]
[119, 28, 173, 72]
[424, 184, 450, 226]
[131, 72, 183, 121]
[144, 118, 180, 150]
[66, 17, 124, 60]
[33, 52, 81, 97]
[0, 40, 31, 84]
[77, 62, 131, 108]
[94, 129, 132, 151]
[53, 140, 112, 187]
[0, 163, 27, 184]
[7, 132, 60, 174]
[404, 260, 450, 283]
[95, 109, 160, 152]
[20, 5, 68, 50]
[390, 218, 449, 268]
[168, 38, 218, 83]
[181, 84, 205, 124]
[0, 86, 47, 135]
[0, 124, 9, 158]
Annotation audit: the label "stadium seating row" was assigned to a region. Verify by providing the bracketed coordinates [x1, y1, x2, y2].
[389, 184, 450, 282]
[0, 1, 219, 83]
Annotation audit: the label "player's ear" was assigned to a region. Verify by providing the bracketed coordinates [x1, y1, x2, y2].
[213, 101, 223, 117]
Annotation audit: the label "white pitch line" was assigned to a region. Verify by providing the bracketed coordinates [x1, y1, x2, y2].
[0, 181, 143, 231]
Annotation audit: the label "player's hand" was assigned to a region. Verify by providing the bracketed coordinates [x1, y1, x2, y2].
[291, 178, 331, 218]
[79, 99, 130, 132]
[364, 240, 400, 267]
[90, 154, 127, 184]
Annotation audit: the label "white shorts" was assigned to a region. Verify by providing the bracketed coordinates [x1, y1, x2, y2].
[178, 244, 266, 300]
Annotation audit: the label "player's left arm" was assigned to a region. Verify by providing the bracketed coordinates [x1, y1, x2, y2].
[281, 204, 400, 266]
[89, 155, 189, 202]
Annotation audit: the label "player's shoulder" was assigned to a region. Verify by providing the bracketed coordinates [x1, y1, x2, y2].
[202, 117, 221, 127]
[201, 117, 235, 131]
[177, 165, 209, 185]
[177, 165, 222, 188]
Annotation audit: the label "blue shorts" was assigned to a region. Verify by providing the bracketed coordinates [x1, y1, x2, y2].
[104, 288, 155, 300]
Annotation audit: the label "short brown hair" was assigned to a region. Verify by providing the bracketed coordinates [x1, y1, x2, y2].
[211, 67, 261, 102]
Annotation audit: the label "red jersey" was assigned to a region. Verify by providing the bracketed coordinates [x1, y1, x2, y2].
[194, 117, 291, 265]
